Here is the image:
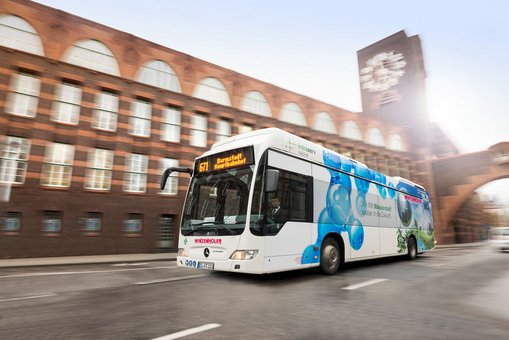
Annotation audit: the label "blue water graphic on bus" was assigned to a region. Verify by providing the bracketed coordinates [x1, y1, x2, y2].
[301, 149, 423, 265]
[302, 151, 365, 263]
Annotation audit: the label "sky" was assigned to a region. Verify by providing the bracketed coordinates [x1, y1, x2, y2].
[33, 0, 509, 203]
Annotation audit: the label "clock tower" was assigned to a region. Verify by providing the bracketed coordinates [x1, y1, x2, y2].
[358, 31, 431, 149]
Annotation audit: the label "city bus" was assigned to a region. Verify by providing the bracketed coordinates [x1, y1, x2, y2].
[160, 128, 435, 274]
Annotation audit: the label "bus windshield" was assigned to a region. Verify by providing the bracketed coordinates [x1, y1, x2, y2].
[181, 166, 254, 236]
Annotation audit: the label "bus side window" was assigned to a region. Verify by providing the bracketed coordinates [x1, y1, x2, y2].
[269, 169, 312, 225]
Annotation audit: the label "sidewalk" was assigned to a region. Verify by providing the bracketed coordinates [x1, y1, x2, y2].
[0, 252, 177, 268]
[435, 241, 487, 249]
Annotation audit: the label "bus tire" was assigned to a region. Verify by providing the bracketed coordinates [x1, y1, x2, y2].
[407, 236, 417, 260]
[320, 237, 341, 275]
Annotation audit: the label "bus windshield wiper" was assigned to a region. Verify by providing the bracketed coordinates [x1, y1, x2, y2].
[184, 222, 235, 235]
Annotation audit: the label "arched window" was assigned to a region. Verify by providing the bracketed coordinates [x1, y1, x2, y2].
[341, 120, 362, 140]
[240, 91, 272, 117]
[135, 60, 181, 92]
[388, 134, 406, 151]
[313, 112, 336, 134]
[367, 127, 385, 147]
[62, 40, 120, 76]
[0, 14, 44, 56]
[279, 103, 306, 126]
[192, 77, 231, 106]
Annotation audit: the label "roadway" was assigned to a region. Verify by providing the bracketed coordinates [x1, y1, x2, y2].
[1, 246, 508, 339]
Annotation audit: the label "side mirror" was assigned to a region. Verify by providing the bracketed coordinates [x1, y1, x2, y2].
[265, 169, 279, 192]
[160, 167, 193, 190]
[160, 168, 172, 190]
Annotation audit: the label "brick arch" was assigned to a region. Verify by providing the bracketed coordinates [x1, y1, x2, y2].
[237, 89, 273, 117]
[0, 13, 45, 56]
[385, 126, 409, 152]
[339, 118, 363, 141]
[226, 76, 276, 115]
[452, 173, 509, 225]
[52, 26, 126, 76]
[434, 143, 509, 230]
[275, 90, 322, 126]
[0, 8, 69, 61]
[192, 76, 232, 107]
[186, 64, 239, 107]
[61, 39, 121, 77]
[278, 101, 308, 127]
[442, 170, 509, 229]
[232, 83, 285, 118]
[132, 58, 183, 93]
[311, 111, 337, 134]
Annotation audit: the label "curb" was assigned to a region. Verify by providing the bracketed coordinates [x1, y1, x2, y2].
[435, 242, 487, 249]
[0, 253, 177, 269]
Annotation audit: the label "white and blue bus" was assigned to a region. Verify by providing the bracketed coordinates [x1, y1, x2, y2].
[161, 128, 435, 274]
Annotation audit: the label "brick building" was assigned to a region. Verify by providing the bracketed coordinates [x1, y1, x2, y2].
[0, 0, 486, 258]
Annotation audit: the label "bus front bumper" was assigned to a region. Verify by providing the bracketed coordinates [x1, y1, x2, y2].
[176, 256, 263, 274]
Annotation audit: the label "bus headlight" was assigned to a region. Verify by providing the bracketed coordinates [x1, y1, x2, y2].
[178, 248, 188, 257]
[230, 250, 259, 260]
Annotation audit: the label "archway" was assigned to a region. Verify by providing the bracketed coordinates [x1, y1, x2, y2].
[448, 179, 509, 242]
[432, 142, 509, 243]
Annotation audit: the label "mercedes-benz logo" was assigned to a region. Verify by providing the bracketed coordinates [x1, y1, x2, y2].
[204, 248, 210, 258]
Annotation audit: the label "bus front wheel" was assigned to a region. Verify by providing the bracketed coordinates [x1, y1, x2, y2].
[320, 237, 341, 275]
[407, 237, 417, 260]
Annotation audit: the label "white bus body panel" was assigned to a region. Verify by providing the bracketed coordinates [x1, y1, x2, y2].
[267, 150, 312, 176]
[263, 222, 314, 273]
[378, 187, 399, 255]
[176, 128, 435, 274]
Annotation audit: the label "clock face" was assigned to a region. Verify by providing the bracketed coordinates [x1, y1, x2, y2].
[360, 51, 407, 92]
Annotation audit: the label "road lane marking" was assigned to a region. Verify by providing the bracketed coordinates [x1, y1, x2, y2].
[134, 274, 207, 285]
[111, 262, 150, 267]
[151, 323, 221, 340]
[0, 266, 178, 279]
[342, 278, 388, 290]
[0, 293, 57, 303]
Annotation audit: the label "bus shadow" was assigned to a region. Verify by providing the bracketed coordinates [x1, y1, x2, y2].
[343, 254, 410, 271]
[209, 254, 426, 284]
[211, 267, 320, 286]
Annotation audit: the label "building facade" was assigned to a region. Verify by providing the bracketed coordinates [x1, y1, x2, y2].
[0, 0, 482, 258]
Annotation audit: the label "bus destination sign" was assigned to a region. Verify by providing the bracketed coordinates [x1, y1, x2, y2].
[195, 146, 254, 174]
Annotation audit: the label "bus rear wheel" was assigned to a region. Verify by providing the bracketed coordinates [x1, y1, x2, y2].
[407, 237, 417, 260]
[320, 237, 340, 275]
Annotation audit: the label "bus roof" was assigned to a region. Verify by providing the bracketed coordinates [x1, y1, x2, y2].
[209, 128, 427, 198]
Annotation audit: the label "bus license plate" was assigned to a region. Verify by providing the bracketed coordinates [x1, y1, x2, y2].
[198, 262, 214, 270]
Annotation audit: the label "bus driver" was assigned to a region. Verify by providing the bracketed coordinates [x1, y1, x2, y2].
[268, 196, 286, 224]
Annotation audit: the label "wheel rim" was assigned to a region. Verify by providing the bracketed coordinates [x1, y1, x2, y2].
[324, 245, 339, 269]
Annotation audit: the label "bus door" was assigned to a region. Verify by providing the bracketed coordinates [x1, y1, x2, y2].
[263, 150, 314, 271]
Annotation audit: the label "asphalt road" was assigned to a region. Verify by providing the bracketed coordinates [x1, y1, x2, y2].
[1, 246, 508, 339]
